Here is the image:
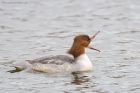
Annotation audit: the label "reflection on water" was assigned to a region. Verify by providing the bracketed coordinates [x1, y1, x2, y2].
[71, 72, 90, 85]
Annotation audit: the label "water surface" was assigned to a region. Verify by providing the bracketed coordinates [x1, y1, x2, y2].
[0, 0, 140, 93]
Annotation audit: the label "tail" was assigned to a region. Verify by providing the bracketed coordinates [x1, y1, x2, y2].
[7, 67, 24, 73]
[7, 60, 32, 73]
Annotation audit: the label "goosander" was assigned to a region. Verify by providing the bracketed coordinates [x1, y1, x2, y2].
[10, 31, 100, 73]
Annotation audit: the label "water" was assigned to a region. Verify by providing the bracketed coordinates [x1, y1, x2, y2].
[0, 0, 140, 93]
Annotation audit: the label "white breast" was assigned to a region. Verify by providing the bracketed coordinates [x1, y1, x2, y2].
[74, 54, 93, 71]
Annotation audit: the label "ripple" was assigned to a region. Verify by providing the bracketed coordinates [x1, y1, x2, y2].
[130, 87, 140, 92]
[109, 75, 126, 79]
[46, 31, 73, 39]
[11, 17, 28, 22]
[0, 8, 4, 11]
[117, 41, 131, 44]
[1, 1, 28, 4]
[0, 25, 12, 30]
[48, 31, 67, 35]
[116, 30, 140, 35]
[123, 57, 140, 60]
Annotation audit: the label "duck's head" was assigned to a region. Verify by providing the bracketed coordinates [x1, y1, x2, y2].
[68, 31, 100, 58]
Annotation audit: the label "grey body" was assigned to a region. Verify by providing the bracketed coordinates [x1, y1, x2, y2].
[28, 55, 74, 65]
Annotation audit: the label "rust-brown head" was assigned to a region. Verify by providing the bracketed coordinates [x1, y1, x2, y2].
[68, 31, 100, 58]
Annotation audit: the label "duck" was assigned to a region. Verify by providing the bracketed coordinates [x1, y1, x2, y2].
[9, 31, 100, 73]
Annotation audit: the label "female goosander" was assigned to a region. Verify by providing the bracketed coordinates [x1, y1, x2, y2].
[10, 31, 100, 73]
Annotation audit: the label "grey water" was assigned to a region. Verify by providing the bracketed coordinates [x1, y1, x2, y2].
[0, 0, 140, 93]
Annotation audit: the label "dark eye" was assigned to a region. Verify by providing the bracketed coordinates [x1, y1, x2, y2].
[83, 35, 90, 41]
[87, 36, 91, 41]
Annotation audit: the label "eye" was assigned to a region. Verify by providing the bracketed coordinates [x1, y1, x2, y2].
[87, 37, 91, 41]
[83, 36, 90, 41]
